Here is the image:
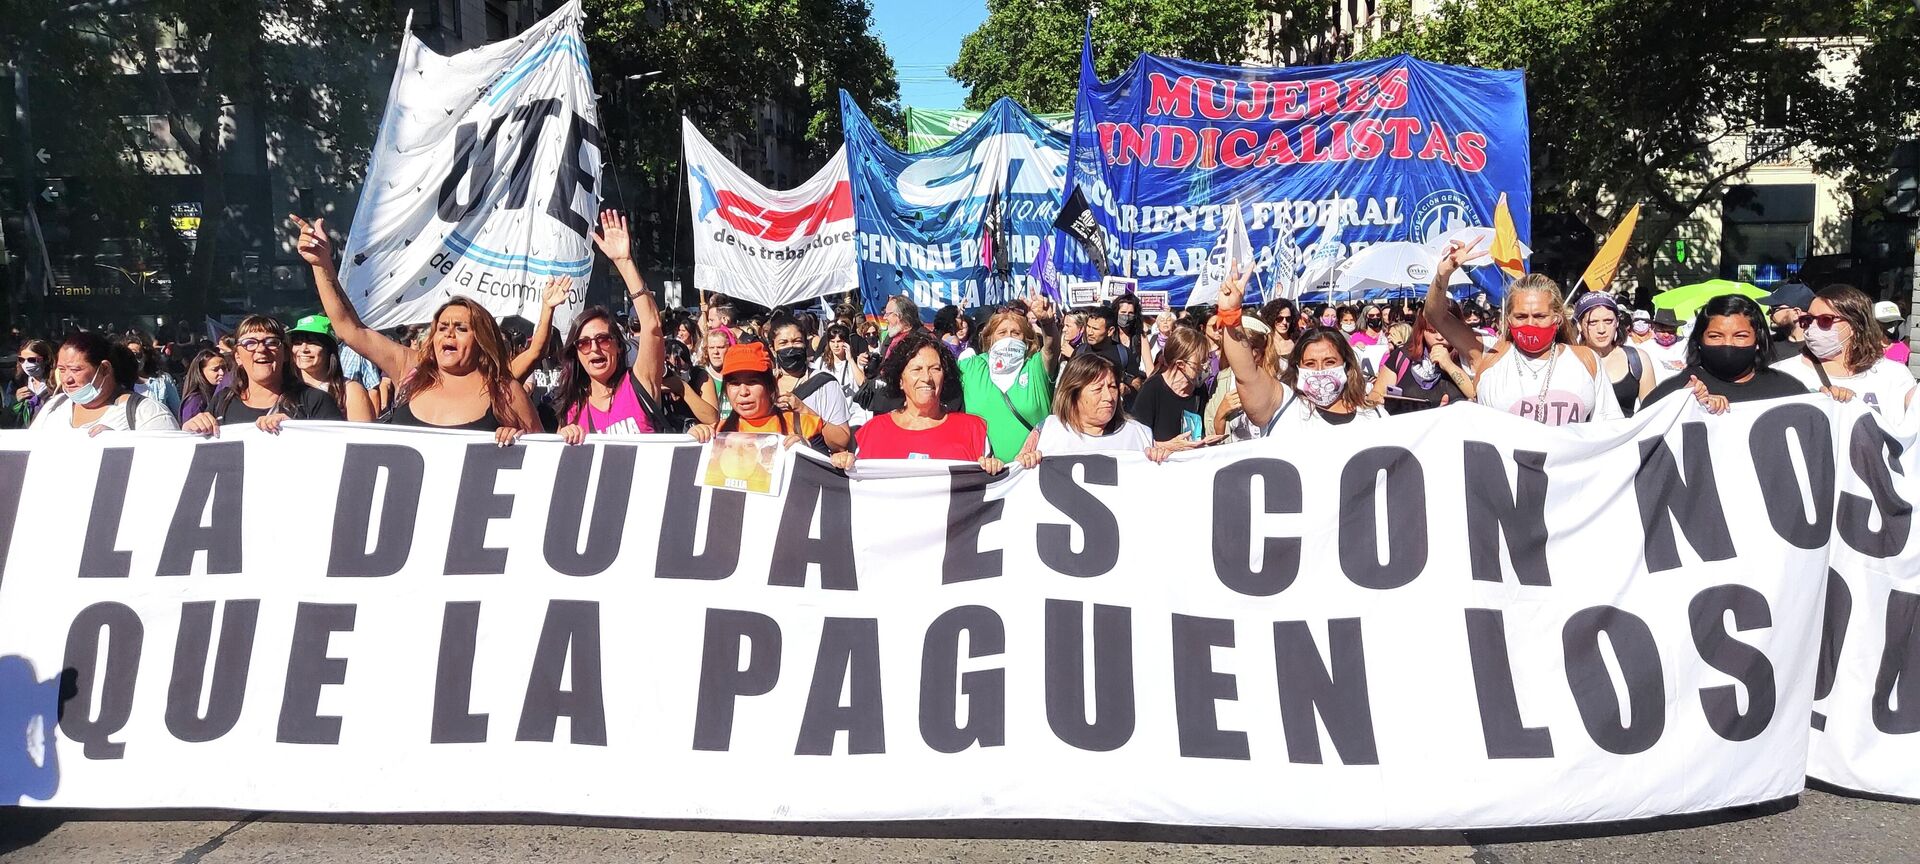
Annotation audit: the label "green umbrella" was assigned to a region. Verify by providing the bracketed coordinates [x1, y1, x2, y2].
[1651, 279, 1769, 322]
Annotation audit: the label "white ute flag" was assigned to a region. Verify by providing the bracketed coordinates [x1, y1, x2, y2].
[341, 0, 600, 332]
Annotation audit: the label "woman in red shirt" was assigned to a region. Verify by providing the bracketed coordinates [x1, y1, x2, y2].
[834, 331, 1005, 473]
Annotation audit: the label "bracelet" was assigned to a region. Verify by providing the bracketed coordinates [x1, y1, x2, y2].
[1215, 308, 1243, 327]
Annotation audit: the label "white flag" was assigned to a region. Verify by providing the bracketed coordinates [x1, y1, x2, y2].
[683, 119, 857, 309]
[1187, 202, 1254, 308]
[341, 0, 599, 333]
[1296, 191, 1347, 296]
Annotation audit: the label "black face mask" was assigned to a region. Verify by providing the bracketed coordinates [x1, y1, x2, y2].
[1699, 344, 1758, 381]
[1366, 317, 1382, 330]
[774, 347, 809, 372]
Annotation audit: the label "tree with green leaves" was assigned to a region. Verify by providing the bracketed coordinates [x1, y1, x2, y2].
[583, 0, 899, 271]
[1362, 0, 1919, 296]
[2, 0, 397, 319]
[949, 0, 1332, 113]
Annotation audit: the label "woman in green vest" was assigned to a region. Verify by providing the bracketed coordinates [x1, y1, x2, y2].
[958, 293, 1060, 461]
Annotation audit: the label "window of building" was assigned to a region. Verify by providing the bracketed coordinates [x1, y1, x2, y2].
[1720, 184, 1813, 287]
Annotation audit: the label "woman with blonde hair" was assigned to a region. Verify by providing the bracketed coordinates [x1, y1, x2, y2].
[1772, 283, 1916, 423]
[1422, 241, 1621, 425]
[292, 215, 540, 444]
[1014, 353, 1169, 465]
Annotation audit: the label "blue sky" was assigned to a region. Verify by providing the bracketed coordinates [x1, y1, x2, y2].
[869, 0, 987, 109]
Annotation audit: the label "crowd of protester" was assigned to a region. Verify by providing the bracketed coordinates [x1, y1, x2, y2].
[4, 215, 1915, 465]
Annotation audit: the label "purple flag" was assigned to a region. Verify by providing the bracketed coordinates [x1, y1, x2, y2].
[1030, 232, 1062, 301]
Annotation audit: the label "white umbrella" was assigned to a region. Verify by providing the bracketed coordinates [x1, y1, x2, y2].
[1338, 241, 1469, 291]
[1428, 225, 1531, 267]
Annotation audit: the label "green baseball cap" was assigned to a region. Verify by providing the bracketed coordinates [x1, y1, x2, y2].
[290, 314, 335, 341]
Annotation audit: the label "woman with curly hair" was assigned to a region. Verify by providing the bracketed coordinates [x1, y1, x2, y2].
[832, 330, 1003, 472]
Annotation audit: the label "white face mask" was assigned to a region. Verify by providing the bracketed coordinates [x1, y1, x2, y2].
[1631, 320, 1651, 335]
[1805, 323, 1846, 360]
[1340, 322, 1357, 334]
[988, 337, 1027, 375]
[1299, 365, 1347, 407]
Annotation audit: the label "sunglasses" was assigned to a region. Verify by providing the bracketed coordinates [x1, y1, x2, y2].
[1797, 314, 1845, 331]
[237, 337, 283, 352]
[574, 333, 619, 352]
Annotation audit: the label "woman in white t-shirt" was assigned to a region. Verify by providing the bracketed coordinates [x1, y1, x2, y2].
[31, 332, 181, 435]
[1423, 242, 1622, 426]
[1212, 270, 1385, 431]
[1014, 353, 1169, 465]
[1772, 284, 1917, 425]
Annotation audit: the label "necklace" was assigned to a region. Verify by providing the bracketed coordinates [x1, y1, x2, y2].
[1523, 345, 1561, 423]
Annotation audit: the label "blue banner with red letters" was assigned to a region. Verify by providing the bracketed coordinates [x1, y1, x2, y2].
[1066, 42, 1530, 305]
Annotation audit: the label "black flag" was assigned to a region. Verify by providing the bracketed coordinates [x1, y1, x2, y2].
[1053, 186, 1111, 279]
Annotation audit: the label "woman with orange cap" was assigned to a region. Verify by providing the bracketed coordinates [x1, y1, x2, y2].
[688, 342, 852, 453]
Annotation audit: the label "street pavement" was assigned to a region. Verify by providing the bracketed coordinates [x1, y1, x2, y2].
[2, 787, 1915, 863]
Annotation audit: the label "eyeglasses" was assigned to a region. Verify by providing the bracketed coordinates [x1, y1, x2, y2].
[1797, 314, 1845, 331]
[574, 333, 618, 352]
[238, 337, 283, 353]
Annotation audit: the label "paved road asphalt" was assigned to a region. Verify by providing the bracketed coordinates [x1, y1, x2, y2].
[2, 787, 1914, 863]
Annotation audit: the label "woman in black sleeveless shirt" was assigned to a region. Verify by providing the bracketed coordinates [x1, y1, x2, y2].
[294, 215, 541, 444]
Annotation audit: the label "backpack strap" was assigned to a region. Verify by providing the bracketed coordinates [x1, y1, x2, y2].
[123, 390, 145, 429]
[1801, 345, 1835, 389]
[792, 371, 834, 402]
[1624, 345, 1643, 381]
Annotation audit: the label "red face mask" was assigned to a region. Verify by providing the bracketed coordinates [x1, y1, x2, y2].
[1511, 324, 1557, 354]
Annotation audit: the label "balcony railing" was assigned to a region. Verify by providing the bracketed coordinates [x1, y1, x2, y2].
[1747, 129, 1797, 167]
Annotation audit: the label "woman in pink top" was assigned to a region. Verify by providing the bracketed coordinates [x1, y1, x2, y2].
[555, 211, 718, 442]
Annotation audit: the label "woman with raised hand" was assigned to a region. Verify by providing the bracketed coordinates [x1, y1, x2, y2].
[287, 315, 375, 421]
[181, 315, 344, 436]
[1214, 267, 1385, 430]
[1644, 294, 1811, 413]
[1422, 239, 1622, 425]
[292, 215, 539, 444]
[1369, 300, 1475, 415]
[959, 288, 1059, 462]
[552, 210, 716, 442]
[832, 330, 1002, 472]
[30, 332, 180, 434]
[1571, 293, 1655, 417]
[1015, 352, 1169, 466]
[1772, 283, 1917, 423]
[177, 349, 226, 422]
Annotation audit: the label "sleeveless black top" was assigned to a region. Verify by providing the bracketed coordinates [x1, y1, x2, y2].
[384, 399, 501, 432]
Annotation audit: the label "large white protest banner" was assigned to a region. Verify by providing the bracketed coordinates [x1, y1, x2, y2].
[1807, 407, 1920, 801]
[0, 396, 1913, 826]
[684, 119, 857, 309]
[340, 0, 599, 333]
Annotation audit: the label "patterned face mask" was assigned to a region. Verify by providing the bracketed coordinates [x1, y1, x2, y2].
[1299, 365, 1347, 407]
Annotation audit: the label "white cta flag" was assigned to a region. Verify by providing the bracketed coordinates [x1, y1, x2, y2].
[684, 118, 856, 308]
[341, 0, 600, 332]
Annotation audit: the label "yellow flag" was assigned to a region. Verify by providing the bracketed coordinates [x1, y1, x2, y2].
[1490, 192, 1525, 279]
[1578, 203, 1642, 294]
